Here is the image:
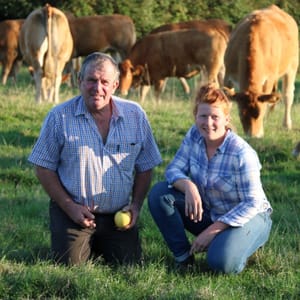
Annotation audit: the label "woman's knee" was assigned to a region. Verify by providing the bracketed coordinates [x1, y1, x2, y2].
[207, 250, 246, 274]
[148, 181, 169, 210]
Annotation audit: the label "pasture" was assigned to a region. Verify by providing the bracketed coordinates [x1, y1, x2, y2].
[0, 69, 299, 299]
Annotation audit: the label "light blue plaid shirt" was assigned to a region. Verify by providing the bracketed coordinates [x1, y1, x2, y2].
[166, 126, 272, 227]
[28, 95, 162, 213]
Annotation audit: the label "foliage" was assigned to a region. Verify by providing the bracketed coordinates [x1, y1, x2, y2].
[0, 0, 299, 37]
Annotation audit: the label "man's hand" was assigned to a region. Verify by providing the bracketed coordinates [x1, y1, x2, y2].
[65, 202, 96, 229]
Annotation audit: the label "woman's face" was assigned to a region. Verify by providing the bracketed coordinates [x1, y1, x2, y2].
[195, 102, 229, 144]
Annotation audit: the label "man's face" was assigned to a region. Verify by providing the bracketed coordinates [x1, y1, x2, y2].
[79, 61, 119, 113]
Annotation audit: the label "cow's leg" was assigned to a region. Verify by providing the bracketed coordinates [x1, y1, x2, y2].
[140, 85, 150, 103]
[217, 64, 225, 87]
[154, 80, 165, 103]
[282, 71, 296, 130]
[1, 61, 10, 85]
[179, 77, 190, 94]
[33, 66, 43, 103]
[41, 76, 50, 102]
[10, 60, 22, 84]
[1, 54, 16, 85]
[53, 67, 63, 104]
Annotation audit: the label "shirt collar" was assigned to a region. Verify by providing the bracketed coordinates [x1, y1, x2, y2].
[217, 129, 232, 154]
[74, 95, 124, 121]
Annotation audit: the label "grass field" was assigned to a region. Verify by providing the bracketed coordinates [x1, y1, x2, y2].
[0, 71, 299, 299]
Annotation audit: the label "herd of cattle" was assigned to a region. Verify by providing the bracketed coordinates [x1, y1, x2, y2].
[0, 4, 299, 150]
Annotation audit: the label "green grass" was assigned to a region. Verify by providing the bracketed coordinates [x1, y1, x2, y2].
[0, 71, 300, 299]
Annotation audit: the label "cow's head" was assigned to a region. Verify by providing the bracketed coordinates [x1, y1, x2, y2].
[119, 59, 145, 95]
[224, 87, 281, 137]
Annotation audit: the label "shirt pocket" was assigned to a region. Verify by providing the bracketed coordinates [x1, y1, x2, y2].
[107, 142, 142, 172]
[210, 174, 234, 193]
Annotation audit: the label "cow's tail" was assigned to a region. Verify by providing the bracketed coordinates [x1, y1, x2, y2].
[43, 4, 54, 79]
[46, 4, 52, 58]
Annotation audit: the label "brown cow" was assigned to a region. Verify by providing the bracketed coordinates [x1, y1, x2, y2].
[150, 18, 231, 40]
[19, 4, 73, 103]
[0, 19, 24, 84]
[119, 28, 227, 102]
[65, 14, 136, 86]
[68, 14, 136, 60]
[148, 18, 231, 94]
[224, 5, 299, 137]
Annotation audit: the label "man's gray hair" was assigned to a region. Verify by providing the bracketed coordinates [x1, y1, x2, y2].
[78, 52, 120, 81]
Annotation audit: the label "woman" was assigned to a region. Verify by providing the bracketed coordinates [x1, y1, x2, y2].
[148, 84, 272, 274]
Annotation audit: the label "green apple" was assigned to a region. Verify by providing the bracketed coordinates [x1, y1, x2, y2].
[114, 211, 131, 228]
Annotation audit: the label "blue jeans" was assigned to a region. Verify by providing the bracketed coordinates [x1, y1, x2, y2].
[148, 181, 272, 274]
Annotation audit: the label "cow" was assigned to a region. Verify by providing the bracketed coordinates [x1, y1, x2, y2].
[148, 18, 231, 94]
[0, 19, 24, 85]
[68, 14, 136, 61]
[65, 14, 136, 87]
[19, 4, 73, 103]
[150, 18, 231, 40]
[223, 5, 299, 138]
[119, 28, 228, 103]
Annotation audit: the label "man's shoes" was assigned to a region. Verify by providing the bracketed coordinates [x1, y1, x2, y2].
[174, 255, 194, 273]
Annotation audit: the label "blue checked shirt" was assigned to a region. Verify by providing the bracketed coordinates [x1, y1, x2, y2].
[166, 126, 272, 227]
[28, 95, 162, 213]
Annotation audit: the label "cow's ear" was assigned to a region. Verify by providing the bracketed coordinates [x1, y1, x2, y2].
[132, 65, 144, 76]
[258, 92, 281, 103]
[120, 59, 133, 71]
[223, 86, 235, 97]
[223, 87, 238, 101]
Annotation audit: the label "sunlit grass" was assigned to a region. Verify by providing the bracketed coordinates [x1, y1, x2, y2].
[0, 72, 300, 299]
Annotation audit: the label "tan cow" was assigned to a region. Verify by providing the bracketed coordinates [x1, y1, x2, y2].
[19, 4, 73, 103]
[119, 28, 228, 103]
[0, 19, 24, 84]
[149, 19, 231, 94]
[224, 5, 299, 137]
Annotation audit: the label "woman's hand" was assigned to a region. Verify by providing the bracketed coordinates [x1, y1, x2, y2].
[190, 221, 229, 253]
[184, 181, 203, 222]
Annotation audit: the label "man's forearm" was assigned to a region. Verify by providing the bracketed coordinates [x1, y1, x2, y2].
[35, 166, 73, 210]
[131, 169, 153, 211]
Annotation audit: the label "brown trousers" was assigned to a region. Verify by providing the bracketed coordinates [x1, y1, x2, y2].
[49, 200, 142, 265]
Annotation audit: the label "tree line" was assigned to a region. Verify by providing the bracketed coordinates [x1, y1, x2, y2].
[0, 0, 299, 37]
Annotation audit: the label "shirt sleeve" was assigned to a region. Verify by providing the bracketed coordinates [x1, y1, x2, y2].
[165, 127, 194, 184]
[217, 146, 268, 227]
[28, 111, 62, 171]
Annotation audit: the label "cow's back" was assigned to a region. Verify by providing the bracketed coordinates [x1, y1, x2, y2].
[44, 6, 74, 75]
[150, 19, 231, 42]
[68, 14, 136, 58]
[225, 5, 298, 91]
[19, 8, 47, 67]
[129, 28, 227, 81]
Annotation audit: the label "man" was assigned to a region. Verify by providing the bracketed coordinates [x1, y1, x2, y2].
[28, 52, 162, 265]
